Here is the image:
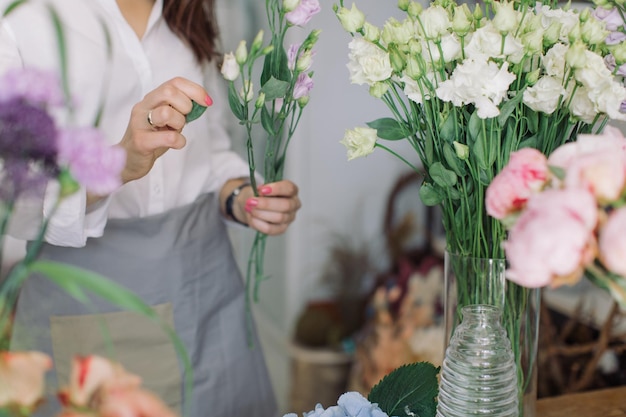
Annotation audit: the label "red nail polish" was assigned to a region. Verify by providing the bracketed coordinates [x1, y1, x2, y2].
[205, 94, 213, 106]
[260, 186, 272, 195]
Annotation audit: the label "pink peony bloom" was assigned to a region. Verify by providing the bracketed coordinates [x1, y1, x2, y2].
[486, 148, 549, 219]
[57, 127, 126, 196]
[548, 126, 626, 202]
[504, 188, 598, 288]
[285, 0, 320, 26]
[0, 351, 52, 408]
[599, 207, 626, 277]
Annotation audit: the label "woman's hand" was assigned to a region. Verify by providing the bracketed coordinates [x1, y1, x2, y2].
[235, 180, 302, 235]
[116, 77, 212, 184]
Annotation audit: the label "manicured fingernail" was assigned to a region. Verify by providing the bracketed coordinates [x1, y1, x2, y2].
[245, 198, 258, 212]
[205, 94, 213, 106]
[260, 186, 272, 195]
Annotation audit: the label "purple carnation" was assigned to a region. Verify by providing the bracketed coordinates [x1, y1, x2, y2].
[293, 72, 314, 99]
[56, 127, 126, 196]
[285, 0, 321, 26]
[0, 98, 59, 200]
[0, 68, 65, 107]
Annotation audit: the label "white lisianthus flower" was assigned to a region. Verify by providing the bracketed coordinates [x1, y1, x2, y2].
[543, 43, 568, 78]
[418, 5, 451, 39]
[581, 15, 608, 45]
[589, 80, 626, 120]
[336, 3, 366, 33]
[401, 75, 424, 103]
[382, 17, 415, 46]
[536, 5, 580, 43]
[436, 57, 515, 118]
[220, 52, 240, 81]
[523, 76, 567, 114]
[369, 82, 389, 98]
[402, 72, 440, 103]
[492, 1, 519, 34]
[575, 50, 615, 89]
[521, 28, 544, 56]
[422, 33, 462, 64]
[347, 38, 393, 86]
[569, 86, 597, 123]
[465, 23, 524, 64]
[340, 126, 378, 160]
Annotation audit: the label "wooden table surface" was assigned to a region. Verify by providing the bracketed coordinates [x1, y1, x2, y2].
[537, 385, 626, 416]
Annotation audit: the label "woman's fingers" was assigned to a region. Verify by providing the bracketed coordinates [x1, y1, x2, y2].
[143, 77, 210, 119]
[244, 180, 302, 235]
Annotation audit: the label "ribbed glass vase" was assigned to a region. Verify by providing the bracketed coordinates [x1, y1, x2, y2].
[437, 304, 519, 417]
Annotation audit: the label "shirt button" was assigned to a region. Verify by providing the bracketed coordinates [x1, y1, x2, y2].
[153, 184, 161, 195]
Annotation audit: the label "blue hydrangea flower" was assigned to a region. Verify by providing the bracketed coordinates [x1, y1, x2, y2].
[284, 392, 390, 417]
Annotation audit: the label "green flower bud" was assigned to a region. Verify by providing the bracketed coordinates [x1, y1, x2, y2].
[235, 40, 248, 65]
[525, 68, 541, 86]
[610, 41, 626, 65]
[255, 92, 266, 109]
[250, 30, 264, 55]
[405, 55, 423, 79]
[283, 0, 300, 13]
[567, 22, 582, 43]
[407, 1, 422, 19]
[261, 45, 275, 56]
[388, 44, 406, 73]
[303, 29, 321, 50]
[398, 0, 410, 11]
[565, 41, 587, 69]
[297, 95, 310, 108]
[579, 7, 591, 23]
[492, 1, 518, 34]
[453, 141, 469, 160]
[543, 21, 561, 47]
[363, 22, 381, 42]
[473, 4, 484, 22]
[581, 18, 609, 45]
[452, 4, 472, 36]
[336, 3, 366, 33]
[369, 82, 389, 98]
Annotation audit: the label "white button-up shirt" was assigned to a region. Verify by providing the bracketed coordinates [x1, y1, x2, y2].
[0, 0, 250, 247]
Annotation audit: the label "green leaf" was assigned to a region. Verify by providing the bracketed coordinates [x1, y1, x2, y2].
[468, 111, 482, 144]
[419, 182, 444, 206]
[424, 136, 434, 165]
[260, 77, 290, 101]
[497, 89, 524, 127]
[549, 165, 566, 181]
[518, 134, 538, 149]
[185, 101, 207, 123]
[429, 162, 457, 188]
[439, 112, 456, 143]
[2, 0, 27, 16]
[261, 105, 276, 136]
[442, 142, 466, 176]
[368, 362, 440, 417]
[227, 82, 245, 121]
[473, 130, 496, 170]
[366, 118, 409, 140]
[526, 109, 539, 134]
[261, 42, 291, 85]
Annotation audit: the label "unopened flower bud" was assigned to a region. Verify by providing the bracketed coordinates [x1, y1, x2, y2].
[579, 7, 591, 22]
[336, 3, 366, 33]
[543, 21, 561, 47]
[388, 44, 406, 73]
[296, 49, 314, 72]
[261, 45, 275, 56]
[452, 4, 472, 36]
[240, 80, 254, 102]
[302, 29, 321, 50]
[369, 82, 389, 98]
[220, 52, 240, 81]
[525, 68, 540, 85]
[407, 1, 422, 18]
[255, 92, 266, 109]
[568, 22, 582, 43]
[398, 0, 410, 11]
[566, 41, 587, 69]
[492, 1, 518, 34]
[611, 41, 626, 65]
[408, 38, 422, 55]
[453, 141, 469, 160]
[473, 4, 484, 22]
[581, 18, 609, 45]
[235, 40, 248, 65]
[283, 0, 300, 13]
[363, 22, 381, 42]
[297, 95, 310, 107]
[250, 30, 264, 55]
[405, 56, 423, 79]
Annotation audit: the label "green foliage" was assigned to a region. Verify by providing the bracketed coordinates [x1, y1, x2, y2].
[185, 101, 207, 123]
[368, 362, 440, 417]
[367, 118, 411, 140]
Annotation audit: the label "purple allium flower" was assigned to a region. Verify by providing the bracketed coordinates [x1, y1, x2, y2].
[293, 72, 314, 99]
[285, 0, 320, 26]
[0, 68, 65, 107]
[56, 127, 126, 196]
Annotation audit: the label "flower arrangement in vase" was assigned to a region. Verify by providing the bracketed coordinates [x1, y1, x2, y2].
[333, 0, 626, 414]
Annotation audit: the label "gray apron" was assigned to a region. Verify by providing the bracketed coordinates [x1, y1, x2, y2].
[10, 193, 277, 417]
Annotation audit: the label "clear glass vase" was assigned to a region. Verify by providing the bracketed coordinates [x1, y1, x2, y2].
[437, 304, 519, 417]
[443, 251, 540, 417]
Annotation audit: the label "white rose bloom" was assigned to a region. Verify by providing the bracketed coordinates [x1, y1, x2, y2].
[220, 52, 240, 81]
[569, 86, 597, 123]
[422, 34, 462, 64]
[336, 3, 366, 33]
[419, 5, 451, 39]
[523, 76, 567, 114]
[543, 43, 568, 78]
[436, 57, 515, 118]
[465, 23, 524, 63]
[340, 126, 378, 160]
[347, 38, 393, 86]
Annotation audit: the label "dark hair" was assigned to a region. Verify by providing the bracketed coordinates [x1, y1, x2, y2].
[162, 0, 220, 64]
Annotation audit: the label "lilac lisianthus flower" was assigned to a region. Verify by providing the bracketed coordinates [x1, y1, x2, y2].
[56, 127, 126, 196]
[285, 0, 320, 26]
[293, 73, 314, 99]
[0, 68, 64, 107]
[593, 7, 624, 32]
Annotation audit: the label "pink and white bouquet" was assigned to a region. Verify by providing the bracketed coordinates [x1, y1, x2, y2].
[487, 125, 626, 306]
